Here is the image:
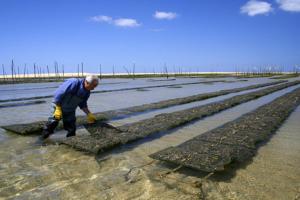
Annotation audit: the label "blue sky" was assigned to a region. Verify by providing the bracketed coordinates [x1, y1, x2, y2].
[0, 0, 300, 73]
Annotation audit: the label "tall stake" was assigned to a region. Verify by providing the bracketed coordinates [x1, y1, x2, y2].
[81, 62, 84, 77]
[62, 64, 65, 79]
[17, 66, 20, 80]
[56, 62, 60, 80]
[23, 64, 26, 80]
[42, 68, 45, 80]
[46, 65, 50, 80]
[164, 63, 169, 79]
[132, 63, 135, 80]
[54, 61, 58, 80]
[34, 63, 37, 79]
[99, 64, 102, 79]
[11, 59, 15, 83]
[54, 62, 56, 80]
[77, 64, 80, 77]
[2, 64, 6, 82]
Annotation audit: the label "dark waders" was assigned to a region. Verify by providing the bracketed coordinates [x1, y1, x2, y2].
[41, 91, 84, 139]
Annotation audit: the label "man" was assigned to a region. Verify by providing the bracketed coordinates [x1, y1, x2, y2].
[40, 75, 99, 139]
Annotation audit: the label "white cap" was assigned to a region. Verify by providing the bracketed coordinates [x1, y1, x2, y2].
[85, 74, 99, 84]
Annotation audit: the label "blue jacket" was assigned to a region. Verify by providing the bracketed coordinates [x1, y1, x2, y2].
[53, 78, 90, 110]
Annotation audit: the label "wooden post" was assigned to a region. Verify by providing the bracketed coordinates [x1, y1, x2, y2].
[62, 64, 65, 79]
[46, 65, 50, 80]
[33, 63, 36, 79]
[56, 62, 60, 80]
[164, 63, 169, 79]
[81, 62, 84, 77]
[23, 64, 26, 80]
[11, 59, 15, 83]
[132, 63, 135, 80]
[40, 66, 42, 80]
[54, 61, 59, 81]
[17, 66, 20, 81]
[42, 68, 45, 80]
[2, 64, 6, 83]
[77, 64, 80, 77]
[112, 65, 115, 78]
[99, 64, 102, 79]
[54, 62, 56, 80]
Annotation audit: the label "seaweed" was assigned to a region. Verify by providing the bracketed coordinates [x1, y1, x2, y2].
[150, 87, 300, 172]
[136, 88, 151, 92]
[0, 100, 46, 109]
[61, 81, 300, 154]
[147, 78, 176, 82]
[167, 85, 183, 88]
[2, 113, 108, 135]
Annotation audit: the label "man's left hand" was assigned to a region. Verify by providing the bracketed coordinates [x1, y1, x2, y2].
[87, 113, 96, 124]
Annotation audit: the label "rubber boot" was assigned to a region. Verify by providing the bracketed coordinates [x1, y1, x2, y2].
[40, 129, 52, 140]
[66, 131, 76, 137]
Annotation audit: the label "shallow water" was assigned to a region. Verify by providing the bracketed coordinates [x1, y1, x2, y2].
[0, 77, 276, 126]
[0, 77, 299, 199]
[0, 77, 231, 101]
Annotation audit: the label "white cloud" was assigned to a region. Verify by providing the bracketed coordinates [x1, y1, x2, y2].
[114, 18, 141, 27]
[150, 28, 164, 32]
[90, 15, 113, 23]
[277, 0, 300, 12]
[241, 0, 273, 16]
[153, 11, 177, 20]
[149, 28, 164, 32]
[90, 15, 141, 27]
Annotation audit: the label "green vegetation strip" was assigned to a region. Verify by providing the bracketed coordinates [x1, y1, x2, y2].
[0, 100, 46, 109]
[147, 78, 176, 82]
[150, 86, 300, 172]
[271, 74, 300, 79]
[0, 79, 235, 103]
[0, 86, 58, 92]
[1, 81, 284, 135]
[61, 80, 300, 154]
[0, 82, 128, 92]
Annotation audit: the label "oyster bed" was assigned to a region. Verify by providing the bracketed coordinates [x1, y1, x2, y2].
[150, 87, 300, 172]
[2, 81, 283, 135]
[61, 81, 300, 154]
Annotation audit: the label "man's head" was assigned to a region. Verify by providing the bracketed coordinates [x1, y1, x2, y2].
[84, 75, 99, 91]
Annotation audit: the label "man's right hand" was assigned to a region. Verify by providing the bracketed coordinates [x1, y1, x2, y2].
[53, 105, 62, 120]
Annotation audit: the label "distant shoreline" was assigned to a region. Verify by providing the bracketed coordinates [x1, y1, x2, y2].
[0, 71, 296, 78]
[0, 72, 298, 85]
[0, 71, 237, 79]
